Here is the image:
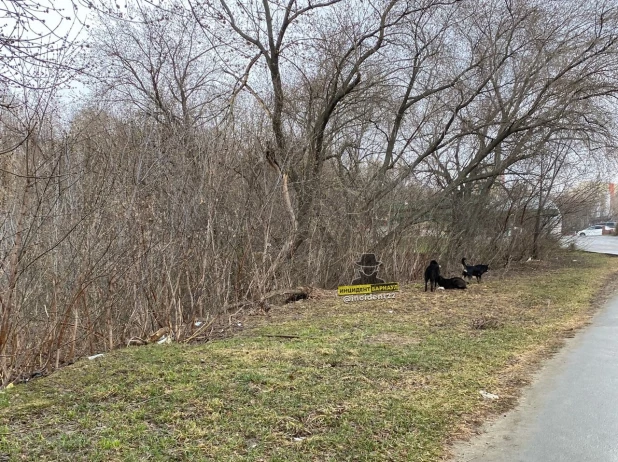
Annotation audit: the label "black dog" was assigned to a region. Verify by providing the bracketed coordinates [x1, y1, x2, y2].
[437, 275, 467, 290]
[424, 260, 441, 292]
[461, 258, 489, 283]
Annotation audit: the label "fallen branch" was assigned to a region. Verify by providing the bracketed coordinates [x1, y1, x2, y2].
[127, 337, 147, 346]
[182, 317, 218, 343]
[260, 287, 311, 303]
[126, 327, 170, 347]
[265, 334, 301, 339]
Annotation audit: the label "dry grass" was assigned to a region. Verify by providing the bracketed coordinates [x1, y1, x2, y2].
[1, 250, 617, 461]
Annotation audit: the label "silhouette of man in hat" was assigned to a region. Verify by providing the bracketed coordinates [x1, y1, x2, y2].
[352, 253, 385, 285]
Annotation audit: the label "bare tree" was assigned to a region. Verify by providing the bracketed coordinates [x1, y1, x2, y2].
[89, 3, 229, 131]
[185, 1, 459, 278]
[5, 0, 618, 385]
[0, 0, 85, 89]
[372, 0, 618, 255]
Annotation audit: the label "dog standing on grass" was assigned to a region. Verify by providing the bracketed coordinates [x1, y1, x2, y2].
[424, 260, 441, 292]
[461, 258, 489, 283]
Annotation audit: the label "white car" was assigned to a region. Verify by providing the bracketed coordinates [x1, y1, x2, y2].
[577, 225, 605, 236]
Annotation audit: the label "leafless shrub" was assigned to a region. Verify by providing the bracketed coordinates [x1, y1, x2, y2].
[3, 0, 618, 384]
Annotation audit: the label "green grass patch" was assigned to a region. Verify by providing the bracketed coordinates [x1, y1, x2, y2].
[2, 251, 617, 461]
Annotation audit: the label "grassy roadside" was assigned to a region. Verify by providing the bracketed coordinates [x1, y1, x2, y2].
[2, 251, 617, 461]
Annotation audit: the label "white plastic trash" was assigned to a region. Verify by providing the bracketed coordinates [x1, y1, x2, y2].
[480, 390, 499, 400]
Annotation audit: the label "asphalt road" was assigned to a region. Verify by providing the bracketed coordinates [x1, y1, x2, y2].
[565, 235, 618, 255]
[451, 242, 618, 462]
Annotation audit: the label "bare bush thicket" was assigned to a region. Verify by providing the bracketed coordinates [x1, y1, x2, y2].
[2, 0, 618, 384]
